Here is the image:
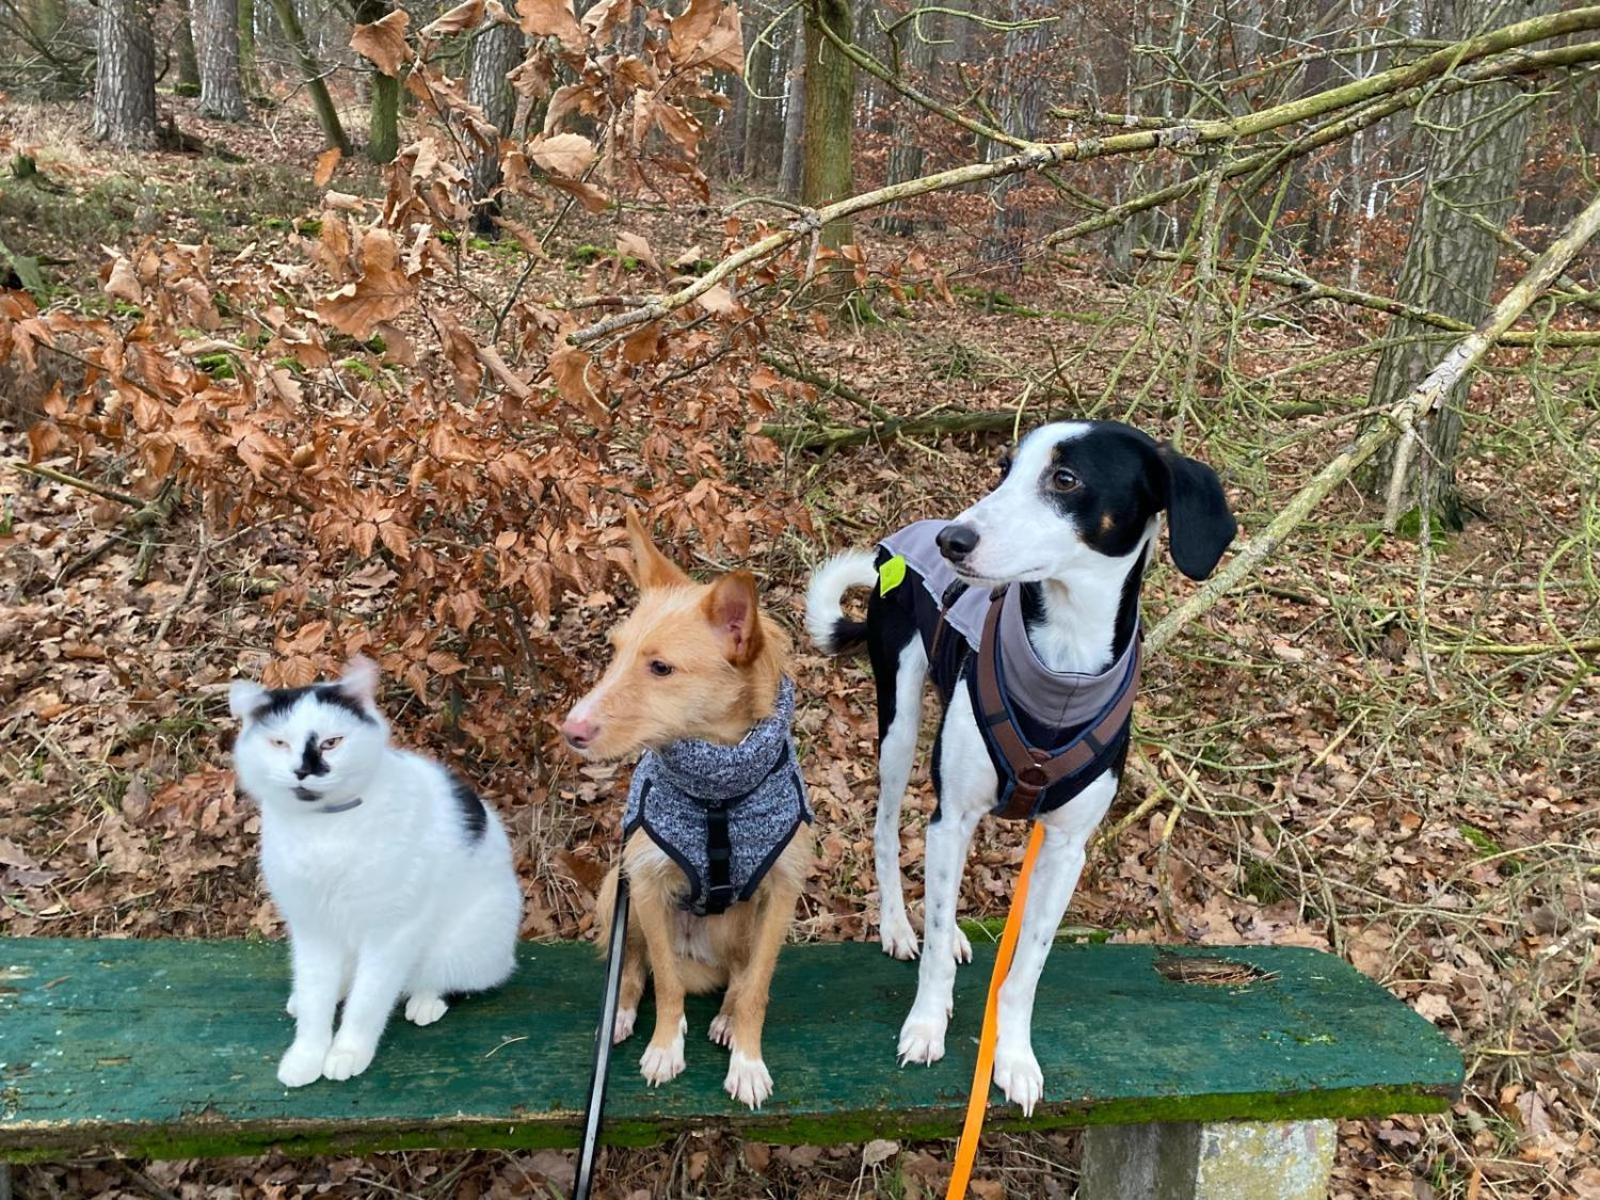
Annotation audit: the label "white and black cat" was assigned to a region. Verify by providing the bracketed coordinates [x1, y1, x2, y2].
[230, 656, 522, 1088]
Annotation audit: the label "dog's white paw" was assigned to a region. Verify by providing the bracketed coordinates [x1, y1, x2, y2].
[724, 1051, 773, 1109]
[276, 1040, 326, 1088]
[640, 1036, 686, 1087]
[708, 1013, 734, 1047]
[897, 1012, 947, 1066]
[953, 925, 973, 964]
[321, 1038, 376, 1082]
[880, 914, 920, 961]
[994, 1044, 1045, 1117]
[285, 992, 298, 1018]
[404, 993, 448, 1026]
[613, 1006, 637, 1044]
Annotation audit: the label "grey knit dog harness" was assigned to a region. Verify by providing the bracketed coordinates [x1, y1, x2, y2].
[623, 676, 811, 916]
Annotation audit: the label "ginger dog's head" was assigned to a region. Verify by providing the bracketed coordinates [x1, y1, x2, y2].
[561, 512, 788, 761]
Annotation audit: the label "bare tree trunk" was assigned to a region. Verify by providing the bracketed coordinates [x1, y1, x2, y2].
[467, 13, 523, 235]
[238, 0, 259, 96]
[93, 0, 158, 148]
[176, 0, 202, 96]
[982, 1, 1053, 265]
[198, 0, 248, 120]
[1359, 0, 1558, 527]
[268, 0, 350, 152]
[353, 0, 401, 163]
[777, 11, 807, 198]
[801, 0, 854, 246]
[880, 7, 937, 235]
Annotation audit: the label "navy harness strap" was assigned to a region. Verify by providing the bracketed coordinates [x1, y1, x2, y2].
[702, 801, 735, 915]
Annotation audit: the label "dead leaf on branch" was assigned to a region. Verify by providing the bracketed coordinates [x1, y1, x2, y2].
[102, 253, 143, 305]
[529, 132, 597, 178]
[351, 9, 411, 76]
[317, 227, 417, 340]
[312, 147, 342, 189]
[517, 0, 584, 52]
[547, 345, 608, 424]
[421, 0, 484, 39]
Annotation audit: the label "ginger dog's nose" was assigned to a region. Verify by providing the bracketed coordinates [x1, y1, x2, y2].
[562, 715, 598, 750]
[936, 522, 980, 562]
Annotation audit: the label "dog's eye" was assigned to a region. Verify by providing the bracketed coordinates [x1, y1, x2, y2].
[320, 736, 343, 751]
[648, 660, 674, 678]
[1051, 467, 1082, 493]
[267, 737, 289, 750]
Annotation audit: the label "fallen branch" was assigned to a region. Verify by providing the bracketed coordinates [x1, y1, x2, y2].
[13, 461, 142, 508]
[1146, 189, 1600, 655]
[760, 407, 1017, 452]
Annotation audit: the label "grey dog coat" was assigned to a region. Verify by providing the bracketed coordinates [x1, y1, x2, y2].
[623, 676, 811, 916]
[877, 520, 1139, 817]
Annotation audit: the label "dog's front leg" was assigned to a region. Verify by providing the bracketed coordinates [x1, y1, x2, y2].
[719, 880, 798, 1109]
[992, 772, 1117, 1116]
[630, 878, 688, 1087]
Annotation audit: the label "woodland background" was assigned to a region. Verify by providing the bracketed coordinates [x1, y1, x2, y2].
[1, 0, 1598, 1196]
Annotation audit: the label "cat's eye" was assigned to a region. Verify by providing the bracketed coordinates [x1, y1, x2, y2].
[1051, 467, 1082, 493]
[267, 737, 289, 750]
[320, 736, 343, 751]
[648, 660, 674, 678]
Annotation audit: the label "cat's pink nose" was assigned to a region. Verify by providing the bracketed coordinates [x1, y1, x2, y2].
[562, 715, 598, 750]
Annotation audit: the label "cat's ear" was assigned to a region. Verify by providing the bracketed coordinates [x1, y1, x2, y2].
[624, 509, 691, 592]
[340, 656, 380, 704]
[229, 680, 266, 722]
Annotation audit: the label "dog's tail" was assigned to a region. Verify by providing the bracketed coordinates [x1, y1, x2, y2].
[806, 550, 878, 655]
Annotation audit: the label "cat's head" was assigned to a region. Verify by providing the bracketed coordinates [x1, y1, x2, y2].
[229, 657, 389, 813]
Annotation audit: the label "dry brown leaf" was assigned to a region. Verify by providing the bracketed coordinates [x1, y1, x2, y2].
[695, 283, 736, 315]
[102, 253, 143, 305]
[350, 9, 411, 76]
[529, 132, 597, 178]
[312, 146, 342, 189]
[317, 228, 415, 339]
[617, 231, 658, 272]
[517, 0, 584, 51]
[421, 0, 484, 38]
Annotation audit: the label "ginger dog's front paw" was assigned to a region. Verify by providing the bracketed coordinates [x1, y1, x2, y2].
[277, 1040, 326, 1088]
[724, 1051, 773, 1109]
[880, 913, 920, 960]
[322, 1038, 376, 1082]
[708, 1013, 734, 1047]
[639, 1038, 685, 1087]
[613, 1006, 637, 1044]
[993, 1043, 1045, 1117]
[896, 1012, 947, 1066]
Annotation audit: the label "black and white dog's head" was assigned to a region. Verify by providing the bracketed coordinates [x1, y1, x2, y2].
[935, 421, 1237, 585]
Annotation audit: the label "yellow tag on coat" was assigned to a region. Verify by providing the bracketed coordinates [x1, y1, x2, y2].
[879, 555, 907, 597]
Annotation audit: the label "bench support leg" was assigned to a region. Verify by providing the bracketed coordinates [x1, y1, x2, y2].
[0, 1161, 11, 1200]
[1079, 1119, 1335, 1200]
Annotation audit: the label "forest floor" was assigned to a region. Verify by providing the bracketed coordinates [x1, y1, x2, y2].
[2, 94, 1599, 1200]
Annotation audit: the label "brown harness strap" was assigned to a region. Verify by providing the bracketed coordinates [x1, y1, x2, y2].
[974, 590, 1141, 820]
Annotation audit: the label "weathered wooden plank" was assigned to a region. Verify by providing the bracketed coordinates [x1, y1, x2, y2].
[0, 939, 1462, 1161]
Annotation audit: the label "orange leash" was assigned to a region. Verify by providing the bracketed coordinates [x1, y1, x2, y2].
[944, 821, 1046, 1200]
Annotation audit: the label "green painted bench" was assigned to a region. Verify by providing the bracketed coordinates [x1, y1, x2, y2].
[0, 938, 1461, 1199]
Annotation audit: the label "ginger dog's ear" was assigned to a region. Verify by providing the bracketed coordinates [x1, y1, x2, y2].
[703, 571, 765, 666]
[624, 510, 692, 591]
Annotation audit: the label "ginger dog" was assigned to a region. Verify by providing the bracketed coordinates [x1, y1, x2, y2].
[562, 513, 812, 1109]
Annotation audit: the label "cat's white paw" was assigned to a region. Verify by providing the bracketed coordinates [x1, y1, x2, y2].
[953, 926, 973, 964]
[612, 1007, 637, 1044]
[639, 1018, 686, 1087]
[321, 1038, 376, 1082]
[708, 1013, 734, 1047]
[277, 1041, 326, 1088]
[880, 913, 920, 960]
[724, 1051, 773, 1109]
[897, 1011, 947, 1066]
[993, 1043, 1044, 1117]
[405, 994, 448, 1026]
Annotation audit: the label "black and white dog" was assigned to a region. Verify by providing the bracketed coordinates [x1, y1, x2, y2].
[806, 421, 1236, 1113]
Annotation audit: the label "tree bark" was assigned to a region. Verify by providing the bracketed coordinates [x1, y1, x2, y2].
[176, 0, 202, 96]
[801, 0, 854, 246]
[777, 10, 807, 198]
[197, 0, 248, 120]
[467, 14, 523, 235]
[880, 7, 937, 235]
[238, 0, 259, 96]
[92, 0, 158, 148]
[353, 0, 401, 163]
[268, 0, 351, 152]
[982, 1, 1054, 264]
[1358, 0, 1558, 528]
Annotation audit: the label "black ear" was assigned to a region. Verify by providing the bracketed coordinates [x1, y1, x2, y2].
[1160, 445, 1237, 580]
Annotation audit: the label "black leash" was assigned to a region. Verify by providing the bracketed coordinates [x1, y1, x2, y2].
[574, 871, 630, 1200]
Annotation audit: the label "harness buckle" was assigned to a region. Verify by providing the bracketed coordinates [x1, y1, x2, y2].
[1016, 761, 1051, 790]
